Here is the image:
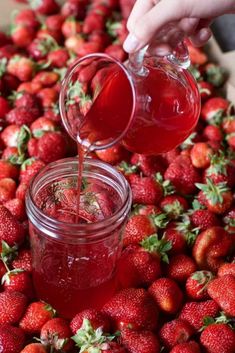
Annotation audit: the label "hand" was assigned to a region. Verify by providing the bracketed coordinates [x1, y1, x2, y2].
[123, 0, 235, 53]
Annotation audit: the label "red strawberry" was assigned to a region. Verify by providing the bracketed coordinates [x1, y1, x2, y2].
[37, 87, 58, 108]
[164, 155, 201, 195]
[160, 195, 188, 219]
[0, 205, 25, 246]
[29, 0, 60, 15]
[167, 254, 197, 283]
[0, 96, 10, 118]
[75, 41, 102, 57]
[83, 13, 105, 34]
[170, 341, 201, 353]
[189, 208, 220, 231]
[20, 343, 47, 353]
[12, 249, 32, 272]
[19, 158, 45, 184]
[129, 174, 163, 205]
[187, 44, 208, 65]
[196, 179, 233, 215]
[201, 97, 229, 123]
[159, 319, 195, 349]
[61, 17, 82, 37]
[7, 106, 40, 126]
[190, 142, 213, 169]
[2, 269, 34, 298]
[222, 115, 235, 134]
[31, 132, 66, 163]
[130, 153, 166, 176]
[40, 318, 73, 351]
[16, 183, 28, 201]
[132, 204, 161, 216]
[226, 132, 235, 149]
[20, 301, 56, 334]
[7, 56, 35, 82]
[0, 291, 27, 325]
[11, 25, 35, 48]
[218, 263, 235, 277]
[30, 117, 57, 137]
[148, 277, 183, 314]
[192, 227, 233, 272]
[33, 71, 59, 87]
[105, 43, 127, 61]
[0, 325, 25, 353]
[200, 324, 235, 353]
[207, 275, 235, 316]
[0, 178, 17, 203]
[102, 288, 158, 331]
[17, 81, 42, 94]
[45, 14, 65, 32]
[203, 125, 223, 143]
[48, 48, 69, 68]
[65, 34, 85, 53]
[2, 147, 19, 161]
[4, 198, 27, 222]
[179, 300, 219, 331]
[186, 271, 214, 300]
[0, 160, 19, 179]
[121, 329, 160, 353]
[117, 161, 138, 182]
[198, 80, 213, 101]
[95, 144, 130, 165]
[61, 0, 88, 19]
[28, 38, 56, 61]
[14, 9, 40, 31]
[70, 309, 110, 335]
[123, 214, 156, 247]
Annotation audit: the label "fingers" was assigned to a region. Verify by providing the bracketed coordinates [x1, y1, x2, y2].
[126, 0, 158, 31]
[189, 27, 212, 47]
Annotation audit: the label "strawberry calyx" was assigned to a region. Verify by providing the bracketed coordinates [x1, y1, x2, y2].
[43, 302, 57, 318]
[205, 64, 227, 87]
[175, 215, 200, 246]
[66, 80, 85, 106]
[151, 213, 169, 229]
[53, 67, 67, 81]
[21, 157, 37, 171]
[200, 312, 235, 331]
[207, 151, 228, 176]
[0, 240, 18, 267]
[17, 125, 31, 156]
[106, 20, 122, 38]
[191, 199, 206, 211]
[155, 173, 175, 196]
[0, 57, 7, 78]
[72, 318, 115, 353]
[162, 200, 185, 219]
[209, 109, 225, 126]
[180, 132, 197, 150]
[191, 270, 214, 295]
[140, 234, 172, 263]
[189, 65, 202, 81]
[29, 0, 44, 10]
[118, 161, 138, 175]
[196, 178, 230, 205]
[7, 90, 24, 104]
[1, 268, 24, 285]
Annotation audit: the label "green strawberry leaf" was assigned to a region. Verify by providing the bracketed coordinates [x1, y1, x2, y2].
[141, 234, 172, 263]
[17, 125, 31, 156]
[1, 240, 18, 266]
[0, 58, 7, 79]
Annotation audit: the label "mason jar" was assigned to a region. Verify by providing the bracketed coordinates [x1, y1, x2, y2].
[26, 157, 131, 319]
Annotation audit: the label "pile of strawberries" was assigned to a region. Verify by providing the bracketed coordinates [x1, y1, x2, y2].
[0, 0, 235, 352]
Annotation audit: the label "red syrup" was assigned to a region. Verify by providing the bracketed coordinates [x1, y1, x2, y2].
[78, 62, 200, 155]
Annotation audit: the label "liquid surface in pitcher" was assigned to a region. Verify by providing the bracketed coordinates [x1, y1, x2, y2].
[78, 60, 200, 155]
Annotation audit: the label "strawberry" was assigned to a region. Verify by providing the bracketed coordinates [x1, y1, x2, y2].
[72, 319, 127, 353]
[0, 291, 27, 325]
[226, 132, 235, 149]
[102, 288, 158, 331]
[30, 132, 67, 163]
[2, 147, 19, 161]
[169, 341, 202, 353]
[11, 25, 35, 48]
[204, 63, 227, 87]
[129, 174, 163, 205]
[167, 254, 197, 283]
[30, 117, 57, 138]
[159, 319, 195, 349]
[37, 87, 58, 108]
[200, 323, 235, 353]
[29, 0, 60, 15]
[45, 14, 65, 32]
[160, 195, 188, 220]
[7, 106, 40, 126]
[218, 263, 235, 277]
[0, 205, 25, 246]
[192, 227, 233, 272]
[33, 71, 59, 87]
[203, 125, 223, 143]
[12, 249, 32, 272]
[105, 44, 127, 61]
[0, 178, 17, 203]
[16, 183, 28, 201]
[187, 44, 208, 65]
[19, 158, 45, 184]
[14, 9, 40, 31]
[189, 208, 220, 231]
[0, 160, 19, 179]
[198, 80, 213, 102]
[201, 97, 229, 123]
[0, 325, 25, 353]
[83, 13, 106, 34]
[132, 204, 161, 216]
[4, 198, 27, 221]
[130, 153, 166, 176]
[61, 17, 82, 37]
[186, 271, 214, 300]
[75, 41, 102, 57]
[164, 155, 201, 195]
[2, 269, 34, 298]
[28, 37, 57, 61]
[70, 309, 110, 335]
[7, 56, 35, 82]
[163, 221, 189, 254]
[17, 81, 42, 94]
[190, 142, 213, 169]
[196, 178, 233, 215]
[64, 34, 85, 53]
[207, 275, 235, 316]
[179, 300, 219, 331]
[148, 277, 183, 314]
[0, 32, 11, 46]
[20, 343, 47, 353]
[88, 30, 111, 49]
[61, 0, 88, 19]
[121, 328, 160, 353]
[123, 214, 156, 247]
[40, 318, 73, 351]
[95, 144, 130, 165]
[20, 301, 56, 334]
[0, 96, 10, 118]
[222, 115, 235, 134]
[47, 48, 69, 68]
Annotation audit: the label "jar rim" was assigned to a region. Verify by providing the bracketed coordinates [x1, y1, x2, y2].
[26, 157, 132, 243]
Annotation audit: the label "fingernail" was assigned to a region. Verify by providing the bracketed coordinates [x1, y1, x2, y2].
[199, 28, 211, 41]
[123, 34, 141, 53]
[155, 46, 171, 56]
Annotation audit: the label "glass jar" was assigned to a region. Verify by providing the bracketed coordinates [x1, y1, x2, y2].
[26, 157, 131, 319]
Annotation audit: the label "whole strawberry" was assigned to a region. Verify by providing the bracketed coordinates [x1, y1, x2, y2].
[102, 288, 158, 331]
[20, 301, 56, 334]
[0, 324, 25, 353]
[0, 290, 27, 325]
[201, 97, 229, 123]
[218, 263, 235, 277]
[20, 343, 47, 353]
[12, 249, 32, 272]
[200, 323, 235, 353]
[169, 341, 202, 353]
[186, 271, 214, 300]
[0, 205, 25, 246]
[189, 208, 220, 231]
[123, 214, 156, 247]
[129, 174, 163, 205]
[179, 300, 219, 331]
[121, 328, 160, 353]
[160, 195, 188, 220]
[190, 142, 213, 169]
[29, 0, 60, 15]
[166, 254, 197, 283]
[19, 158, 45, 185]
[164, 155, 201, 195]
[2, 269, 34, 298]
[148, 277, 183, 314]
[70, 309, 110, 335]
[40, 318, 73, 351]
[207, 275, 235, 316]
[159, 319, 195, 349]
